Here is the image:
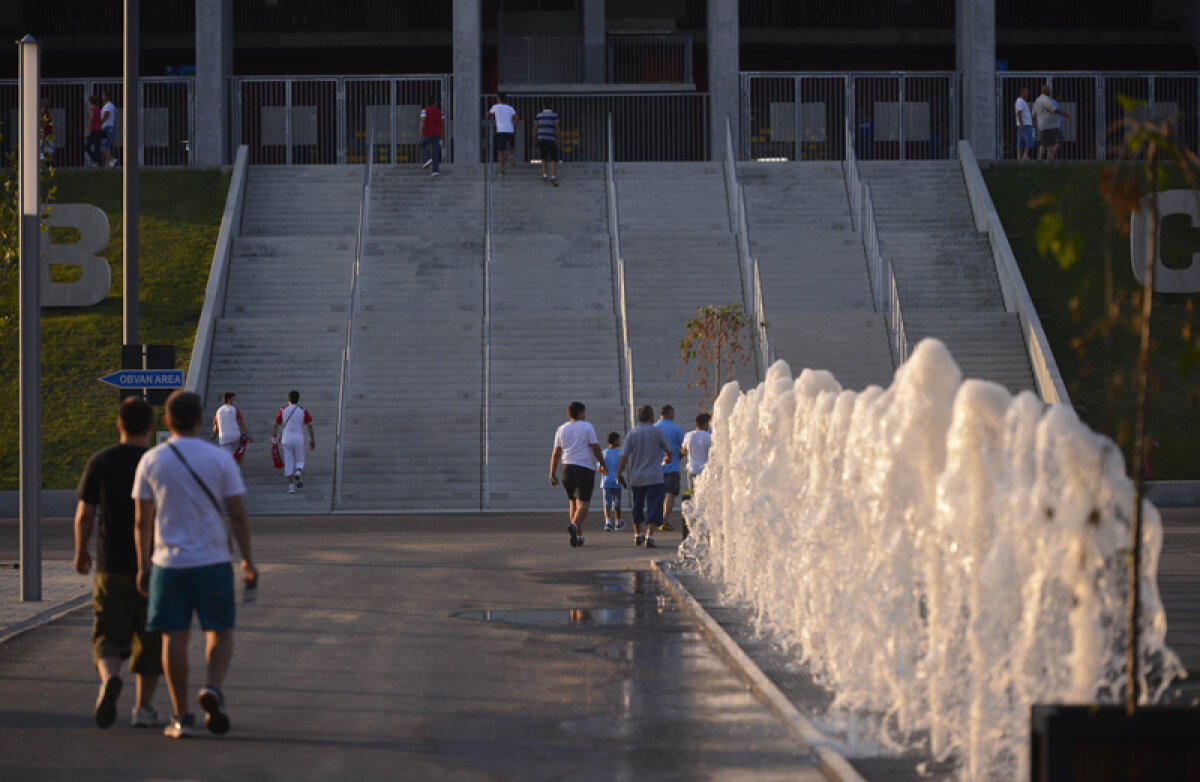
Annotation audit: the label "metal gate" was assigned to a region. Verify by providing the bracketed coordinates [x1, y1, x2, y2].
[233, 75, 452, 165]
[740, 72, 959, 161]
[997, 72, 1200, 161]
[482, 92, 709, 162]
[0, 76, 194, 167]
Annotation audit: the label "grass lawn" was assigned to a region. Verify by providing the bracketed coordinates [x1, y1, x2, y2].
[0, 168, 230, 490]
[983, 162, 1200, 479]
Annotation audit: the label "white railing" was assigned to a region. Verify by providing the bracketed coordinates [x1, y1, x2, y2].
[185, 145, 249, 402]
[752, 258, 775, 372]
[607, 113, 635, 431]
[845, 113, 909, 366]
[723, 117, 766, 381]
[958, 140, 1070, 405]
[482, 127, 495, 507]
[333, 127, 373, 509]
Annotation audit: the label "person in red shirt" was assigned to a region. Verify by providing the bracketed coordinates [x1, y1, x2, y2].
[40, 97, 54, 165]
[85, 94, 105, 166]
[418, 97, 444, 177]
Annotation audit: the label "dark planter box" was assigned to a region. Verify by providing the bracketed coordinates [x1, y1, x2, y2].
[1031, 704, 1200, 782]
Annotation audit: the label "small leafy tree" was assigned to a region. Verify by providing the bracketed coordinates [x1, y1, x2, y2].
[679, 302, 756, 410]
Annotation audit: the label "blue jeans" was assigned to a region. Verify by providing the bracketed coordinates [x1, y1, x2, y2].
[419, 136, 441, 173]
[631, 483, 666, 530]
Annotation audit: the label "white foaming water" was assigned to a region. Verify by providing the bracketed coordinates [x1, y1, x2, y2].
[681, 339, 1183, 781]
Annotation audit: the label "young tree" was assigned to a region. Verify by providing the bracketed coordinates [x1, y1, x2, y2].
[679, 302, 756, 410]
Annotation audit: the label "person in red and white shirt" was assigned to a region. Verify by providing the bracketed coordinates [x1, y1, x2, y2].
[271, 390, 315, 494]
[210, 392, 251, 458]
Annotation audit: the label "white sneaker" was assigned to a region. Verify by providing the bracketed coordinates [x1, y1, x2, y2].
[294, 471, 303, 488]
[288, 484, 296, 494]
[108, 158, 119, 167]
[422, 159, 432, 169]
[132, 705, 166, 728]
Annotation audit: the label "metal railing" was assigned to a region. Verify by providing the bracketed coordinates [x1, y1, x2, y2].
[958, 140, 1070, 405]
[752, 258, 775, 374]
[498, 35, 694, 86]
[723, 116, 765, 381]
[233, 75, 453, 165]
[482, 92, 709, 162]
[0, 76, 194, 166]
[845, 114, 909, 367]
[333, 125, 374, 509]
[996, 72, 1200, 161]
[607, 113, 635, 431]
[483, 128, 495, 507]
[741, 71, 959, 162]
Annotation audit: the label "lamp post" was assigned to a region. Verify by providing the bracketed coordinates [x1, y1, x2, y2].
[124, 0, 138, 346]
[18, 33, 41, 601]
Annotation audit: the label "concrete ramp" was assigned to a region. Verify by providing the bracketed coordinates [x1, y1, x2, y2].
[487, 164, 624, 510]
[740, 162, 894, 391]
[339, 165, 485, 510]
[204, 165, 363, 513]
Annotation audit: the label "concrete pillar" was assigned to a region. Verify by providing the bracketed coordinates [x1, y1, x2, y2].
[194, 0, 233, 166]
[583, 0, 605, 83]
[956, 0, 997, 160]
[453, 0, 482, 164]
[707, 0, 739, 160]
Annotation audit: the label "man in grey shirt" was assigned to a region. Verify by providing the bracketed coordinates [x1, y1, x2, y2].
[617, 404, 673, 548]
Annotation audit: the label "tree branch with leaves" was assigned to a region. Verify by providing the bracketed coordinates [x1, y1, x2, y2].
[679, 302, 758, 410]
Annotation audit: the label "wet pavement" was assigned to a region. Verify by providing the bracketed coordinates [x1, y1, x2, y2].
[0, 514, 823, 781]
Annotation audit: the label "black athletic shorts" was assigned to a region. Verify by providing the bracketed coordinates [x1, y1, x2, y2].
[495, 132, 514, 151]
[662, 472, 681, 495]
[537, 138, 558, 160]
[561, 464, 596, 503]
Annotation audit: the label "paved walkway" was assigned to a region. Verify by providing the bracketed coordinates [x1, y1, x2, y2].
[2, 508, 1197, 781]
[0, 513, 823, 781]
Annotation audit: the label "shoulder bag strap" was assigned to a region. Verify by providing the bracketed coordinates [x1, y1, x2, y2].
[167, 442, 225, 518]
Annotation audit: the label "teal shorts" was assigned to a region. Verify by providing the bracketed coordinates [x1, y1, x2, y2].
[147, 562, 236, 633]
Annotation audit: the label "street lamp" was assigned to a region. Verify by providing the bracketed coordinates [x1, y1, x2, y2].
[18, 33, 41, 602]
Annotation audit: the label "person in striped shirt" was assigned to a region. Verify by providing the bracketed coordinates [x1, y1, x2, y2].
[535, 102, 561, 186]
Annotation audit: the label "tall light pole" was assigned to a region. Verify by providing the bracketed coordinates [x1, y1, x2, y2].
[124, 0, 139, 346]
[18, 34, 41, 601]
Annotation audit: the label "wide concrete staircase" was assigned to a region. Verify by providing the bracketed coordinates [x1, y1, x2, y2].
[617, 163, 756, 414]
[337, 164, 485, 510]
[487, 163, 625, 510]
[740, 161, 895, 391]
[204, 165, 364, 513]
[860, 161, 1035, 393]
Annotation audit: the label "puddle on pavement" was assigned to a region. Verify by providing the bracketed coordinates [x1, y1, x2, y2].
[456, 607, 651, 627]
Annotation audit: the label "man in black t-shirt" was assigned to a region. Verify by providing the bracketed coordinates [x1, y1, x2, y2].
[74, 397, 165, 729]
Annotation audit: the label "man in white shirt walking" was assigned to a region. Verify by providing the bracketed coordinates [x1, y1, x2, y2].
[272, 390, 315, 494]
[489, 94, 518, 176]
[549, 401, 608, 548]
[1033, 85, 1070, 161]
[100, 91, 118, 167]
[1014, 87, 1034, 161]
[133, 391, 257, 739]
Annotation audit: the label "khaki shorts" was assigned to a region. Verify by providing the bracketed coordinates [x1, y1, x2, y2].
[92, 572, 162, 675]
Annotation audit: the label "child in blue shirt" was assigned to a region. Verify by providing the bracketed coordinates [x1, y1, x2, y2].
[601, 432, 624, 531]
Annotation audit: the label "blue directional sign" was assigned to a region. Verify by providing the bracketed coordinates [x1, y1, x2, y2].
[99, 369, 185, 389]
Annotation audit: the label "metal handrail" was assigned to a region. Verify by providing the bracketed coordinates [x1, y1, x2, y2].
[885, 259, 911, 366]
[752, 258, 775, 371]
[724, 116, 766, 381]
[333, 123, 373, 509]
[482, 125, 495, 508]
[844, 116, 861, 233]
[607, 113, 635, 431]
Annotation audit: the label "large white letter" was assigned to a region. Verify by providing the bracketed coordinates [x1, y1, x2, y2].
[1130, 190, 1200, 293]
[41, 203, 111, 307]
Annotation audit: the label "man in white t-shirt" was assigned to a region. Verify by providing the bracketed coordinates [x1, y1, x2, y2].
[210, 392, 251, 458]
[100, 92, 118, 167]
[133, 390, 257, 739]
[1033, 85, 1070, 161]
[272, 389, 315, 494]
[680, 411, 713, 541]
[548, 401, 608, 548]
[488, 94, 518, 176]
[1014, 87, 1034, 161]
